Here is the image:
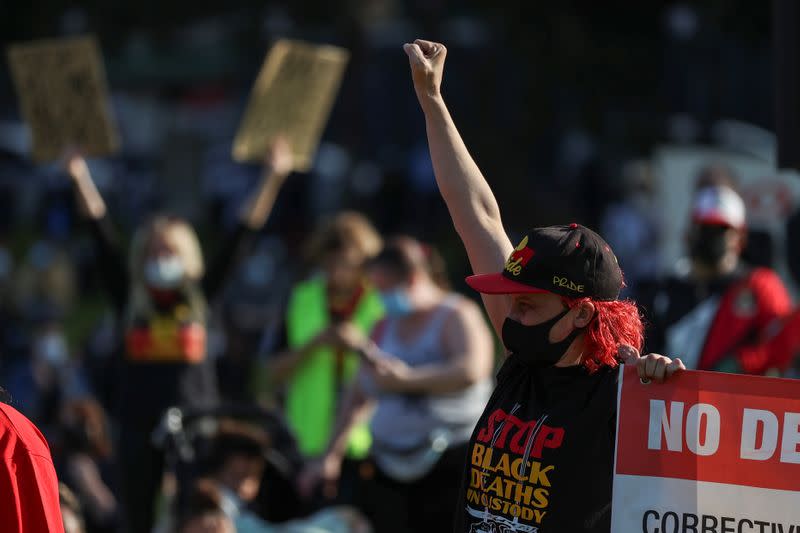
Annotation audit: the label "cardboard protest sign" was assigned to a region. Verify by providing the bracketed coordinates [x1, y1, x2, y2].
[612, 365, 800, 532]
[6, 36, 119, 162]
[232, 39, 349, 172]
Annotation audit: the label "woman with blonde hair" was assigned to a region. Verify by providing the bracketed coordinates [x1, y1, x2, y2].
[65, 141, 294, 533]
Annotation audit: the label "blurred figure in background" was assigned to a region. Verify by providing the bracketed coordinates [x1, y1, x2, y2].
[299, 237, 494, 533]
[639, 181, 797, 374]
[219, 237, 292, 404]
[65, 140, 293, 533]
[60, 483, 87, 533]
[265, 213, 384, 467]
[173, 419, 370, 533]
[175, 480, 235, 533]
[5, 319, 88, 437]
[599, 160, 660, 298]
[56, 398, 118, 533]
[204, 420, 273, 532]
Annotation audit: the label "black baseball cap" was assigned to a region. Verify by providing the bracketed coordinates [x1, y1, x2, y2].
[465, 223, 623, 301]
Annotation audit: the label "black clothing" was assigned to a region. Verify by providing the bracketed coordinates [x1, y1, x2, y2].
[787, 208, 800, 286]
[88, 215, 254, 419]
[454, 354, 618, 532]
[349, 442, 469, 533]
[86, 214, 256, 532]
[636, 267, 746, 355]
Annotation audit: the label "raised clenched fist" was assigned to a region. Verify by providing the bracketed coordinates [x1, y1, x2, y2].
[403, 39, 447, 104]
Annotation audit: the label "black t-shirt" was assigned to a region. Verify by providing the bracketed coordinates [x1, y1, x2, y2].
[454, 354, 618, 533]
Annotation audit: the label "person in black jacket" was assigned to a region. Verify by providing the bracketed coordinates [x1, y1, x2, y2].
[65, 141, 293, 533]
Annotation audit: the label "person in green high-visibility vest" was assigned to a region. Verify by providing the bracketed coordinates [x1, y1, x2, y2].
[266, 212, 384, 471]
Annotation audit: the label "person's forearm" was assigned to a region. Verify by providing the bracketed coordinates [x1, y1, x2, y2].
[324, 385, 373, 461]
[361, 341, 481, 395]
[265, 343, 315, 383]
[240, 169, 287, 230]
[70, 170, 107, 220]
[400, 363, 480, 395]
[421, 95, 503, 237]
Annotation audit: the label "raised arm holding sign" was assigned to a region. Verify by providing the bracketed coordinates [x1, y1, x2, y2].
[62, 140, 293, 532]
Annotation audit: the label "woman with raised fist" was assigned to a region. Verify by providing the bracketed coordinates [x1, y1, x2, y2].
[403, 38, 685, 532]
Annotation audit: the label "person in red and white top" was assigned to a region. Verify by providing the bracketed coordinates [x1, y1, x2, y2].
[639, 183, 799, 375]
[0, 398, 64, 532]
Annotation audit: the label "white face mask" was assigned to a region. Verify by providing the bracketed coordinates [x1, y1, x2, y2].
[144, 255, 185, 289]
[36, 332, 68, 367]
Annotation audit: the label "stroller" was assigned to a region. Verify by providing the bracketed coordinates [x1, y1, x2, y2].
[153, 402, 307, 525]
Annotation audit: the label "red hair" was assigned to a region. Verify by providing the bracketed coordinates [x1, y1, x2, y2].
[564, 297, 644, 373]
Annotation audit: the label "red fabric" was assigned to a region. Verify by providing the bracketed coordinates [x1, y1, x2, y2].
[465, 272, 549, 294]
[327, 283, 366, 321]
[327, 283, 367, 397]
[697, 267, 794, 373]
[125, 322, 207, 362]
[737, 307, 800, 374]
[0, 402, 64, 533]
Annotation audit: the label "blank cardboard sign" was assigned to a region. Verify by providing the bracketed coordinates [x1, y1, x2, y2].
[7, 35, 119, 162]
[233, 39, 349, 172]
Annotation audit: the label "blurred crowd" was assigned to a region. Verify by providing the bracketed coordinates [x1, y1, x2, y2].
[1, 2, 800, 532]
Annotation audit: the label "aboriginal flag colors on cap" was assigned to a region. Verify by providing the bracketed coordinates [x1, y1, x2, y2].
[465, 223, 623, 301]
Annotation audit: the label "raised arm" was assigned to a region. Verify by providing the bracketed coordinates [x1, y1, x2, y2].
[203, 139, 293, 299]
[239, 138, 293, 230]
[66, 154, 108, 220]
[65, 154, 128, 312]
[404, 39, 513, 337]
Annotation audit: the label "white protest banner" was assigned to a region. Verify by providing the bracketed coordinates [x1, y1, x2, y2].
[612, 365, 800, 532]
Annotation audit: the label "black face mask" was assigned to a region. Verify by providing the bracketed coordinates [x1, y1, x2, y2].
[688, 225, 729, 266]
[501, 309, 583, 366]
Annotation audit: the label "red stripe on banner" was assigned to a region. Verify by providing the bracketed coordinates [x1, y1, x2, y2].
[615, 365, 800, 492]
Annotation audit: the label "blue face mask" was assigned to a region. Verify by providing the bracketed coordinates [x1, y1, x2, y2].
[380, 288, 414, 317]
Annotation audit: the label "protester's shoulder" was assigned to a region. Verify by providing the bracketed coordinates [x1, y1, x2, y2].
[291, 276, 325, 294]
[593, 365, 622, 415]
[287, 276, 325, 305]
[0, 402, 53, 460]
[746, 266, 789, 292]
[444, 293, 489, 327]
[599, 363, 621, 388]
[495, 353, 520, 384]
[446, 292, 483, 316]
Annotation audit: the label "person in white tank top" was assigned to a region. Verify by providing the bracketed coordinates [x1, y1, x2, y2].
[297, 237, 495, 533]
